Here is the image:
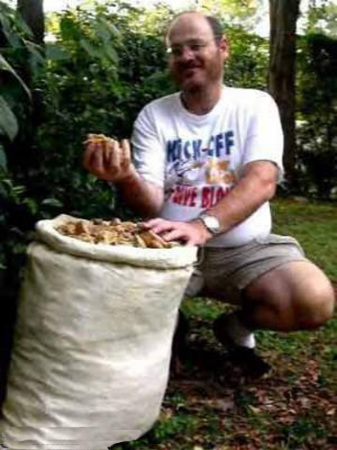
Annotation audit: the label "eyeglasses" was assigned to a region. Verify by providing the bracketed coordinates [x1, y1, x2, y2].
[166, 37, 222, 58]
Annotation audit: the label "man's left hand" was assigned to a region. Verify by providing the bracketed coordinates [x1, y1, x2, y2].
[142, 218, 212, 246]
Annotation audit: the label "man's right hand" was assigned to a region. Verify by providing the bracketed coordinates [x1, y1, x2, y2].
[83, 137, 136, 183]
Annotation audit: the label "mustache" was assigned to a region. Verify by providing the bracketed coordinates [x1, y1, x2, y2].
[176, 62, 203, 70]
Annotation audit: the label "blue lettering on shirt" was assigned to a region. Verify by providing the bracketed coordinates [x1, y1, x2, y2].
[167, 139, 182, 162]
[167, 131, 235, 162]
[225, 131, 234, 155]
[215, 133, 224, 157]
[183, 140, 191, 159]
[192, 139, 202, 159]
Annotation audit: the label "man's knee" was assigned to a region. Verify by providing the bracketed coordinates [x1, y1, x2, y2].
[244, 261, 335, 331]
[295, 278, 335, 329]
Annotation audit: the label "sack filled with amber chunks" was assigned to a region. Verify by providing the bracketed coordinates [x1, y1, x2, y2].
[0, 215, 197, 450]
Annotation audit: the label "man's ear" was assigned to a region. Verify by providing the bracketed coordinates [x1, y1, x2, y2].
[219, 36, 230, 62]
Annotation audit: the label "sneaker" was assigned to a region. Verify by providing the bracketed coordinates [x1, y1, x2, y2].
[213, 312, 256, 349]
[213, 313, 271, 377]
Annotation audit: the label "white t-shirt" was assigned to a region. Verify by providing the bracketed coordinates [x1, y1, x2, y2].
[131, 86, 284, 247]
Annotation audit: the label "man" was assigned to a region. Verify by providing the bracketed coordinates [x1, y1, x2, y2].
[83, 11, 335, 372]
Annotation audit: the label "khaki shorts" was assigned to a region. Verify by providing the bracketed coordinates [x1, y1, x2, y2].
[185, 234, 307, 304]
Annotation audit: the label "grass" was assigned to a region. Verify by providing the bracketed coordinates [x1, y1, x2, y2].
[112, 198, 337, 450]
[271, 198, 337, 280]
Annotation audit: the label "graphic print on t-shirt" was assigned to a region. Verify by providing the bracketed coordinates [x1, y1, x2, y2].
[164, 130, 237, 209]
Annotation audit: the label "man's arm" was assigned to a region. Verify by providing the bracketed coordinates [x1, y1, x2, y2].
[145, 160, 278, 245]
[117, 172, 164, 218]
[204, 160, 277, 233]
[83, 138, 164, 217]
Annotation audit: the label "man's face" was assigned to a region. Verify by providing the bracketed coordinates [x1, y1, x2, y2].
[166, 14, 228, 93]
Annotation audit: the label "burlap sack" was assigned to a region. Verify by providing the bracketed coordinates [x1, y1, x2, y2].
[0, 215, 197, 449]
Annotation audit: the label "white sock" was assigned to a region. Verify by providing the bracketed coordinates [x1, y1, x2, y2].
[225, 313, 256, 349]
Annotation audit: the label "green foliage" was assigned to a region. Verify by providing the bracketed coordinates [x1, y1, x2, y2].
[0, 0, 43, 297]
[296, 32, 337, 199]
[291, 1, 337, 199]
[199, 0, 261, 32]
[32, 2, 172, 222]
[0, 2, 34, 148]
[306, 0, 337, 37]
[0, 94, 18, 141]
[225, 24, 269, 89]
[0, 169, 35, 298]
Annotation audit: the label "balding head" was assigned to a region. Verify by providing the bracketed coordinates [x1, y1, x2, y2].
[166, 11, 224, 45]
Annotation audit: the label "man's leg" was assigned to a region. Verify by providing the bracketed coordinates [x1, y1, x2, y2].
[213, 260, 334, 376]
[205, 235, 335, 375]
[240, 260, 335, 332]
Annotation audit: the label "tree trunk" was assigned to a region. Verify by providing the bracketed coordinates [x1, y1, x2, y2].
[268, 0, 300, 186]
[17, 0, 44, 44]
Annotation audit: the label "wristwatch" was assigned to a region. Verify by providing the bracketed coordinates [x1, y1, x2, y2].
[198, 214, 221, 235]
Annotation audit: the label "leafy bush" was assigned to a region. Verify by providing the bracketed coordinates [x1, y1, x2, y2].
[296, 33, 337, 199]
[225, 24, 269, 90]
[32, 3, 172, 221]
[0, 1, 43, 290]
